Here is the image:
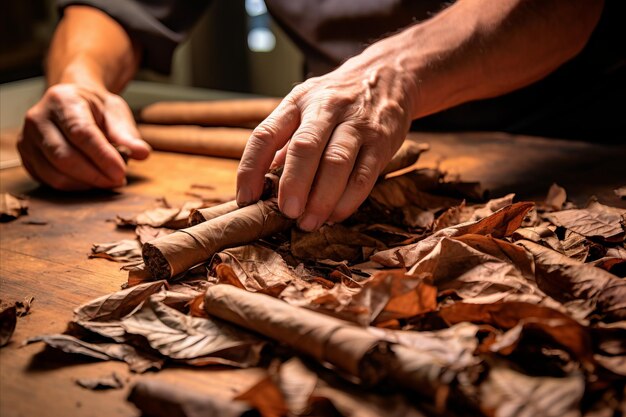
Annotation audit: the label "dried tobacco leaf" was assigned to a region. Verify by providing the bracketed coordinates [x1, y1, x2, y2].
[479, 365, 584, 417]
[408, 235, 547, 306]
[128, 379, 259, 417]
[24, 334, 163, 373]
[74, 280, 167, 322]
[135, 225, 175, 244]
[15, 296, 34, 317]
[291, 224, 386, 263]
[90, 239, 143, 263]
[211, 244, 299, 292]
[0, 193, 28, 222]
[76, 372, 125, 390]
[518, 240, 626, 322]
[544, 183, 567, 211]
[117, 202, 180, 228]
[544, 203, 625, 242]
[121, 297, 265, 367]
[372, 202, 534, 268]
[440, 302, 598, 371]
[0, 305, 17, 347]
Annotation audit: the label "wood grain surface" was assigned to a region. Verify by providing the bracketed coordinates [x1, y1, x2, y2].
[1, 131, 624, 417]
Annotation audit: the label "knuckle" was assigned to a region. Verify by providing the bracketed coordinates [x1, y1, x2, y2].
[45, 84, 72, 104]
[250, 123, 280, 146]
[323, 145, 353, 167]
[352, 164, 376, 188]
[66, 121, 96, 143]
[290, 127, 325, 153]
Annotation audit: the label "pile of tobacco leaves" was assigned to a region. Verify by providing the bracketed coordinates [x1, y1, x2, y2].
[26, 161, 625, 417]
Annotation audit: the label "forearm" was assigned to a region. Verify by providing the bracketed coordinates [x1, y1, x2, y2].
[46, 5, 141, 93]
[362, 0, 604, 119]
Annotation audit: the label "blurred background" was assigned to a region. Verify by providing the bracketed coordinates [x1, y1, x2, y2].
[0, 0, 303, 97]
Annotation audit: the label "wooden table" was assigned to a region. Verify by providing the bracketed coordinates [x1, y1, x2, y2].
[1, 86, 625, 417]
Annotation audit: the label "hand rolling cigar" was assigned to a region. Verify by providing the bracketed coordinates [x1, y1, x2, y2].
[142, 141, 427, 280]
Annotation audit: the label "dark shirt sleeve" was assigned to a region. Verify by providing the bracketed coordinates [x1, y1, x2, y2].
[56, 0, 210, 74]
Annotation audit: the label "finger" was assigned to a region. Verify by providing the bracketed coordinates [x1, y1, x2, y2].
[34, 120, 123, 188]
[104, 95, 151, 160]
[277, 105, 339, 218]
[328, 145, 382, 223]
[52, 97, 126, 185]
[18, 133, 91, 191]
[297, 124, 360, 231]
[236, 98, 300, 206]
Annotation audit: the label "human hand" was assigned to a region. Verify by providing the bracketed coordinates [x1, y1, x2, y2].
[236, 45, 417, 231]
[18, 84, 151, 190]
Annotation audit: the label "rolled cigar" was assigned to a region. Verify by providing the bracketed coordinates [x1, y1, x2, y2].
[138, 125, 251, 159]
[203, 285, 391, 385]
[188, 200, 241, 227]
[188, 169, 282, 227]
[143, 199, 292, 280]
[139, 98, 282, 127]
[128, 379, 259, 417]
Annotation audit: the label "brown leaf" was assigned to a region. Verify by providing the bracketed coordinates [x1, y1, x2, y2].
[0, 193, 28, 222]
[122, 262, 156, 287]
[75, 372, 125, 390]
[121, 297, 265, 367]
[135, 225, 175, 244]
[128, 379, 258, 417]
[544, 205, 625, 242]
[291, 224, 386, 263]
[409, 235, 545, 304]
[211, 245, 298, 292]
[440, 302, 598, 371]
[116, 198, 180, 228]
[24, 334, 163, 373]
[15, 296, 34, 317]
[518, 240, 626, 322]
[0, 305, 17, 347]
[545, 183, 567, 211]
[74, 280, 167, 323]
[90, 239, 143, 263]
[372, 202, 534, 268]
[479, 365, 584, 417]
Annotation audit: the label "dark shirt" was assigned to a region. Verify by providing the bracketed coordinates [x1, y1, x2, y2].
[56, 0, 625, 141]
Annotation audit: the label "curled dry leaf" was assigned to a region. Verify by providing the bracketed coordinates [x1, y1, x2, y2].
[544, 203, 625, 242]
[210, 245, 299, 292]
[90, 239, 143, 263]
[372, 202, 534, 268]
[479, 365, 585, 417]
[291, 224, 386, 263]
[518, 240, 626, 322]
[0, 193, 28, 222]
[121, 297, 265, 367]
[544, 183, 567, 211]
[24, 334, 163, 373]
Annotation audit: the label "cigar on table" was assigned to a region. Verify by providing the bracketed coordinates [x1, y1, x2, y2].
[137, 125, 251, 159]
[139, 98, 282, 128]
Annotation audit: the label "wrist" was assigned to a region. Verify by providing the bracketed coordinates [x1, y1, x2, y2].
[48, 55, 109, 94]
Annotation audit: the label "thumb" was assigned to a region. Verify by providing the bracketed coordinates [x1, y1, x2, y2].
[104, 95, 151, 160]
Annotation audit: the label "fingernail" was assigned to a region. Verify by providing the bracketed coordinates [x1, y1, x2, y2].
[237, 187, 253, 206]
[298, 213, 321, 231]
[282, 196, 302, 219]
